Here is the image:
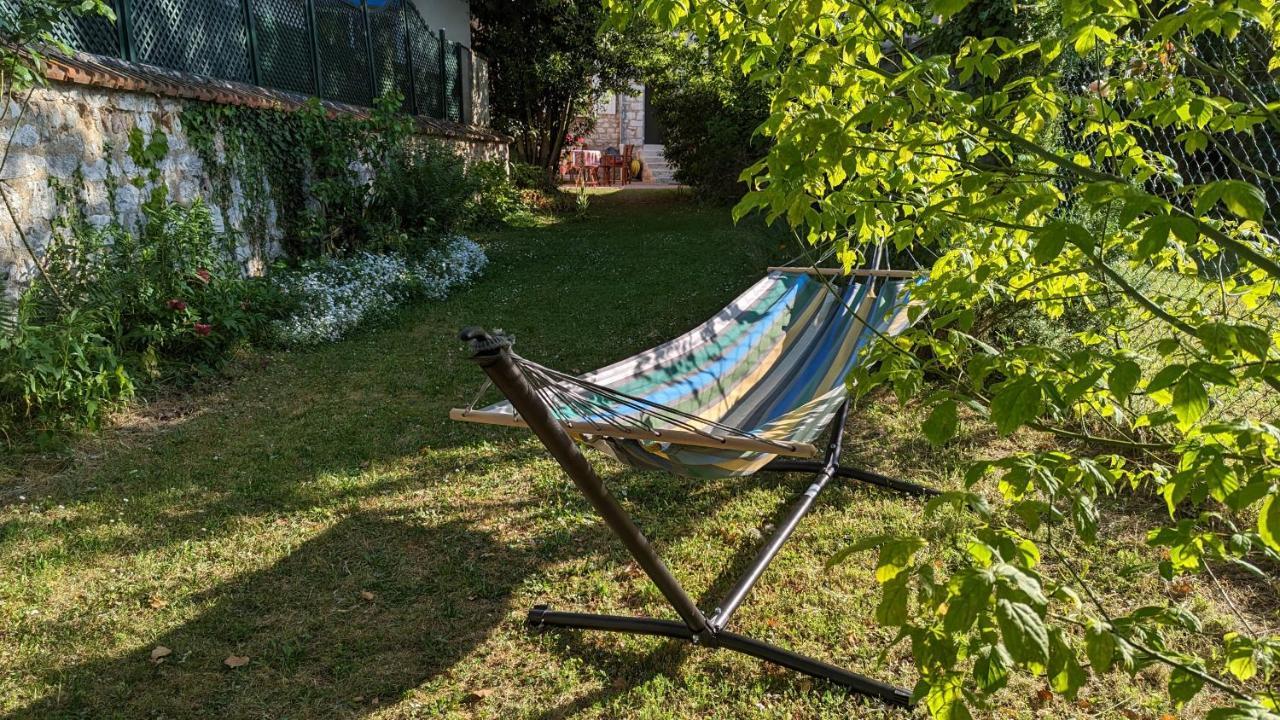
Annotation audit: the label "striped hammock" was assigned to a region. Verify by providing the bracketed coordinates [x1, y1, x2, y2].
[452, 270, 922, 478]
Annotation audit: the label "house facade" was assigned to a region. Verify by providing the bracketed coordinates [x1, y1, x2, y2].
[581, 82, 675, 184]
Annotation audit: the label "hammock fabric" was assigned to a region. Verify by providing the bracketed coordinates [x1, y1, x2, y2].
[457, 270, 919, 479]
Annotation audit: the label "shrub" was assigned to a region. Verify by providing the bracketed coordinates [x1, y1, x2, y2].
[0, 308, 132, 441]
[648, 43, 770, 203]
[270, 235, 488, 347]
[2, 195, 277, 443]
[361, 142, 521, 252]
[32, 198, 275, 380]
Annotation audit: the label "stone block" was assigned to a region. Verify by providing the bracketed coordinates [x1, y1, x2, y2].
[9, 124, 39, 148]
[0, 154, 46, 180]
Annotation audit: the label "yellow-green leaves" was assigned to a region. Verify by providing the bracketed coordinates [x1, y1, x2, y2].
[989, 375, 1041, 435]
[1108, 360, 1141, 402]
[995, 599, 1050, 667]
[1223, 632, 1259, 681]
[1172, 373, 1210, 431]
[923, 399, 959, 445]
[1259, 493, 1280, 552]
[1194, 180, 1268, 222]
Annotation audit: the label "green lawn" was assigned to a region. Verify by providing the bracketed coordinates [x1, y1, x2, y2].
[0, 190, 1250, 718]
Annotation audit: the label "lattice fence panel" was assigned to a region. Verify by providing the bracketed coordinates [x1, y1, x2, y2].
[406, 7, 443, 118]
[253, 0, 314, 94]
[0, 0, 120, 57]
[368, 0, 411, 111]
[314, 0, 371, 105]
[444, 40, 462, 122]
[57, 4, 122, 57]
[130, 0, 252, 82]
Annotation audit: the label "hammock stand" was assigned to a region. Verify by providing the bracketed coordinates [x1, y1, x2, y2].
[452, 269, 938, 707]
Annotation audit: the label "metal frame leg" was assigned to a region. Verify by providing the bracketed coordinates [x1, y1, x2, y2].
[460, 328, 915, 708]
[762, 460, 940, 498]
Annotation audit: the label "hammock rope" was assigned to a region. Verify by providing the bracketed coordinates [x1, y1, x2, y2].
[511, 353, 800, 452]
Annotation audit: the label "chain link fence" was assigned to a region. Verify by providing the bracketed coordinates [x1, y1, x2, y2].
[1056, 34, 1280, 422]
[25, 0, 483, 124]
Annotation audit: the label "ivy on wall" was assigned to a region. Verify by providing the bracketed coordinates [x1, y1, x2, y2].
[179, 94, 415, 259]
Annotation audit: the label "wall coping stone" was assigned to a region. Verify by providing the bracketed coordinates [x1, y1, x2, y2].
[42, 49, 512, 145]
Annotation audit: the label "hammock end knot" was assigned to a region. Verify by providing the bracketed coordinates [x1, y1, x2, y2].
[459, 326, 514, 358]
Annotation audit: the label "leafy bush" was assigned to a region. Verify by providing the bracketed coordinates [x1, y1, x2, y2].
[369, 143, 520, 244]
[2, 195, 277, 443]
[33, 198, 276, 379]
[0, 308, 132, 440]
[270, 235, 488, 347]
[648, 43, 770, 203]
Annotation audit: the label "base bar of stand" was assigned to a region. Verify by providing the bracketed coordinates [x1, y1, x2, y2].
[526, 607, 913, 706]
[762, 459, 941, 498]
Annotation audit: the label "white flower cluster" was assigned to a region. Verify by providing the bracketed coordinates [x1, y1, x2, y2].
[271, 235, 488, 346]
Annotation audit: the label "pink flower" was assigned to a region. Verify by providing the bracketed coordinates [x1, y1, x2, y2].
[193, 323, 212, 337]
[167, 298, 187, 311]
[195, 268, 211, 284]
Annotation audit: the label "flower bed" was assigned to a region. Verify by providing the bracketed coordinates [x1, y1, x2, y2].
[271, 235, 488, 347]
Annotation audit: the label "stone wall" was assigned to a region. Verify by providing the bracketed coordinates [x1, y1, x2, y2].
[0, 71, 509, 302]
[581, 83, 646, 151]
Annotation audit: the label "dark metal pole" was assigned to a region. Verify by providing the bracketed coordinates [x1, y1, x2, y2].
[762, 460, 940, 497]
[304, 0, 321, 97]
[716, 630, 913, 706]
[116, 0, 135, 62]
[399, 0, 417, 114]
[460, 328, 711, 639]
[708, 401, 852, 630]
[525, 606, 913, 705]
[437, 28, 448, 119]
[361, 0, 377, 104]
[241, 0, 261, 86]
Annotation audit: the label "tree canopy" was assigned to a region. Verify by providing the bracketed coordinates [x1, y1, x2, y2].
[472, 0, 658, 178]
[611, 0, 1280, 716]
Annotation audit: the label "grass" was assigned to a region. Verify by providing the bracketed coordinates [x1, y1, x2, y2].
[0, 189, 1264, 718]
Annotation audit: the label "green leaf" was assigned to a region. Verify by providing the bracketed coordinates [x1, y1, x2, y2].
[1108, 360, 1141, 402]
[1048, 629, 1087, 698]
[877, 575, 910, 625]
[1225, 632, 1259, 681]
[1147, 363, 1186, 392]
[1196, 180, 1267, 221]
[972, 643, 1012, 692]
[1033, 230, 1066, 264]
[923, 400, 959, 446]
[989, 376, 1042, 435]
[1085, 622, 1116, 672]
[1258, 494, 1280, 552]
[876, 536, 927, 583]
[944, 570, 994, 634]
[930, 0, 974, 18]
[995, 599, 1049, 666]
[1168, 666, 1205, 706]
[1072, 494, 1099, 542]
[1171, 374, 1209, 430]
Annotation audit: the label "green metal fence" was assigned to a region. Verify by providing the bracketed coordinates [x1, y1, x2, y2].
[46, 0, 474, 123]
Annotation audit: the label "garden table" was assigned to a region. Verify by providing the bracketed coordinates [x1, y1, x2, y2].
[561, 149, 603, 186]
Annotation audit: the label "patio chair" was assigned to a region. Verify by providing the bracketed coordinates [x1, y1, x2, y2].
[450, 266, 936, 706]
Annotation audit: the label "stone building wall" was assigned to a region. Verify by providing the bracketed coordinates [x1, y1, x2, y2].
[1, 55, 509, 302]
[581, 83, 646, 151]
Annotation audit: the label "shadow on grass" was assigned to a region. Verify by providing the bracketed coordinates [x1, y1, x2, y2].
[5, 511, 533, 719]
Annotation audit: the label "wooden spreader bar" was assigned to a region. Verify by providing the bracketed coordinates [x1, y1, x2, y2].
[449, 408, 820, 458]
[767, 266, 920, 278]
